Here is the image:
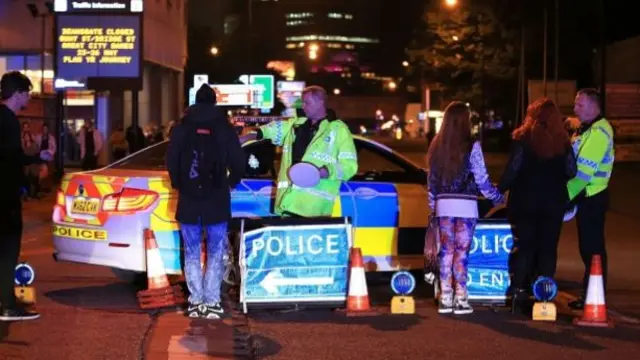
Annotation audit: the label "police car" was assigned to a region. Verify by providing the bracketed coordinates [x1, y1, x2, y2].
[52, 126, 507, 283]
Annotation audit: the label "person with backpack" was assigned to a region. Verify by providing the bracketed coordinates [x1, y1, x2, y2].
[167, 84, 245, 319]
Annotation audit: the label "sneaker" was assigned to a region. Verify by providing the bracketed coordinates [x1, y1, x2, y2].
[200, 303, 225, 320]
[186, 303, 201, 318]
[438, 293, 453, 314]
[0, 307, 40, 321]
[453, 296, 474, 315]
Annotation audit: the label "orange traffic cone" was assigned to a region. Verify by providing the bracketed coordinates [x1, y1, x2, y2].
[144, 228, 171, 290]
[136, 229, 185, 309]
[345, 247, 375, 316]
[573, 255, 613, 327]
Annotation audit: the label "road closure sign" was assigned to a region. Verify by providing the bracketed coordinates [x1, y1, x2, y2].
[240, 222, 352, 311]
[467, 223, 514, 303]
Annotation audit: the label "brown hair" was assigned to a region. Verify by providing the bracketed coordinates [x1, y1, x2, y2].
[426, 101, 473, 183]
[513, 98, 569, 159]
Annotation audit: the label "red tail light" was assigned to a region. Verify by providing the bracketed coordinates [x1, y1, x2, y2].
[102, 188, 159, 213]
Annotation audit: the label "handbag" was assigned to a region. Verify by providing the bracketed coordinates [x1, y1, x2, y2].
[423, 214, 440, 284]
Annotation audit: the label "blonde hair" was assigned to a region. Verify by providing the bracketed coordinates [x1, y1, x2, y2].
[302, 85, 327, 102]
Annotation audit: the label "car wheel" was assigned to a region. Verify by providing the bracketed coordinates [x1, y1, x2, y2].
[111, 268, 147, 289]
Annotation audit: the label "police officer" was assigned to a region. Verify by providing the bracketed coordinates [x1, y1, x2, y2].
[568, 88, 615, 310]
[241, 86, 358, 217]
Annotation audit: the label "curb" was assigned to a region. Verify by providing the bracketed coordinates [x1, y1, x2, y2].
[143, 291, 255, 359]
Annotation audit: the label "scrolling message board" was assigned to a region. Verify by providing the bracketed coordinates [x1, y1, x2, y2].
[54, 14, 142, 90]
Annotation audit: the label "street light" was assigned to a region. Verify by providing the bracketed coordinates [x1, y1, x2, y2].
[210, 46, 219, 56]
[402, 61, 409, 67]
[333, 88, 341, 95]
[452, 35, 459, 41]
[27, 2, 54, 95]
[445, 0, 458, 8]
[388, 81, 397, 91]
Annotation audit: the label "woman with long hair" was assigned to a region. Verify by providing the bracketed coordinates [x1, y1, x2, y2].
[427, 101, 504, 315]
[498, 98, 577, 312]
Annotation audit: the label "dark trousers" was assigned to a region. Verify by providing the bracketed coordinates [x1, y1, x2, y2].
[0, 204, 23, 309]
[81, 154, 98, 170]
[576, 190, 608, 294]
[511, 208, 564, 289]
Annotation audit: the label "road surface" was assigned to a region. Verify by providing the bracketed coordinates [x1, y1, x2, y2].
[1, 138, 638, 360]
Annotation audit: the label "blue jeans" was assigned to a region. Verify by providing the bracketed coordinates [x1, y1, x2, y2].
[180, 221, 228, 306]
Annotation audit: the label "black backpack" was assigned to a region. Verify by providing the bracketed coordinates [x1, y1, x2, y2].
[178, 121, 226, 198]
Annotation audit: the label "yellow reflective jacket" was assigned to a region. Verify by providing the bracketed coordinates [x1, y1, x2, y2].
[259, 116, 358, 217]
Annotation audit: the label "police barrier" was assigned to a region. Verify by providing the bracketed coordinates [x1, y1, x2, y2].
[467, 223, 514, 303]
[239, 218, 353, 313]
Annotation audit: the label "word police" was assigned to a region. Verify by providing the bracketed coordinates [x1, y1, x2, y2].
[250, 233, 341, 257]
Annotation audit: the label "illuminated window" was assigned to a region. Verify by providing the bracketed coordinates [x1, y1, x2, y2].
[328, 13, 353, 19]
[286, 20, 309, 26]
[286, 12, 313, 19]
[286, 35, 379, 44]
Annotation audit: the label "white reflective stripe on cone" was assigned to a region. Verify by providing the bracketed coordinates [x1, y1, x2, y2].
[147, 248, 166, 278]
[586, 275, 606, 305]
[349, 267, 368, 297]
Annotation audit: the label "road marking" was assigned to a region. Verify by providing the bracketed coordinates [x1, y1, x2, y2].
[558, 290, 640, 325]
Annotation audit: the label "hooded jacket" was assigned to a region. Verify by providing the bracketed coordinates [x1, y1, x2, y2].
[167, 103, 245, 225]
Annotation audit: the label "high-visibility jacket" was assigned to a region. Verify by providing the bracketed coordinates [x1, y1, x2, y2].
[259, 117, 358, 217]
[567, 117, 615, 200]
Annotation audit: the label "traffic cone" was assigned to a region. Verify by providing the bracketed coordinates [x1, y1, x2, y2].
[136, 229, 185, 309]
[573, 255, 613, 327]
[144, 228, 170, 290]
[345, 247, 375, 316]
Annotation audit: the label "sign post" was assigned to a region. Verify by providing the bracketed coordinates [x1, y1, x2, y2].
[239, 219, 352, 313]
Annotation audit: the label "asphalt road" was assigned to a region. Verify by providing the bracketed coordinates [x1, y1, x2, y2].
[1, 137, 639, 360]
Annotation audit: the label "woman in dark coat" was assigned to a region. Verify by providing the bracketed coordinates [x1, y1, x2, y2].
[498, 98, 577, 312]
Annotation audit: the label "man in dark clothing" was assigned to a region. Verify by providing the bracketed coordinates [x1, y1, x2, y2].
[167, 84, 245, 319]
[0, 71, 52, 321]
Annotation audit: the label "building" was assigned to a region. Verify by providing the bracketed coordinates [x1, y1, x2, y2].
[0, 0, 186, 165]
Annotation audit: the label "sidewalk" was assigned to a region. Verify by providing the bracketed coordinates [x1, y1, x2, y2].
[143, 296, 254, 360]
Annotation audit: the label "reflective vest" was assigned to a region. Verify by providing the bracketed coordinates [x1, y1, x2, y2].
[259, 117, 358, 217]
[567, 117, 615, 200]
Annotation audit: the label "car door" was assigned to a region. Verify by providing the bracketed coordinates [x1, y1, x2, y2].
[347, 139, 429, 271]
[236, 140, 281, 217]
[239, 139, 355, 219]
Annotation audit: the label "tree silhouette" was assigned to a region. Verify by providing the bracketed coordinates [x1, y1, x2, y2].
[406, 0, 518, 109]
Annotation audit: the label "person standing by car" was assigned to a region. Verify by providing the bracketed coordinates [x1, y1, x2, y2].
[240, 86, 358, 217]
[427, 101, 504, 315]
[498, 98, 577, 312]
[167, 84, 245, 319]
[567, 88, 615, 310]
[0, 71, 52, 321]
[78, 119, 103, 170]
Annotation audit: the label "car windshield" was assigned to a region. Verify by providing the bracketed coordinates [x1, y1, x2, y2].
[108, 142, 169, 170]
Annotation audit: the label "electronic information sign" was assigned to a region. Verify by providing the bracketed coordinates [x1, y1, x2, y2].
[54, 14, 142, 90]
